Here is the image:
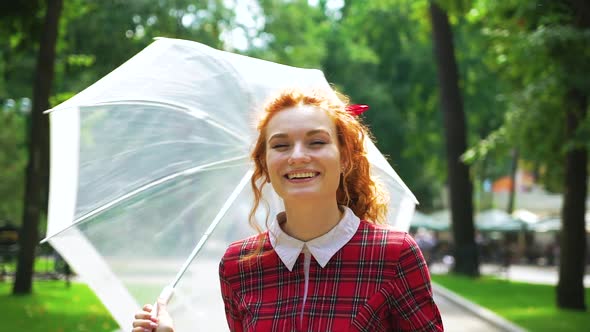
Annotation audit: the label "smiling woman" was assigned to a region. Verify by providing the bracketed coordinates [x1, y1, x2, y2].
[222, 88, 442, 331]
[132, 88, 443, 332]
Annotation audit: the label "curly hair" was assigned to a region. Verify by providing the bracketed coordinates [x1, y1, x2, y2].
[247, 88, 389, 242]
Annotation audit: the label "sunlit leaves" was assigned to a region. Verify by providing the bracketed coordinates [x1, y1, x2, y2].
[462, 0, 590, 192]
[0, 109, 27, 223]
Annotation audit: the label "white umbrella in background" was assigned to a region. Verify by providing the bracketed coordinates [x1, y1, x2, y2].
[410, 211, 449, 231]
[41, 38, 418, 331]
[476, 209, 524, 232]
[529, 214, 590, 233]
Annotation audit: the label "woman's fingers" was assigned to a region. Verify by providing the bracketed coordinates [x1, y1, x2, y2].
[131, 318, 158, 329]
[132, 302, 172, 332]
[154, 299, 174, 332]
[133, 305, 159, 332]
[134, 312, 151, 320]
[132, 327, 154, 332]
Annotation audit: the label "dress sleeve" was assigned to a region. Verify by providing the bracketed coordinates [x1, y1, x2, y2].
[219, 257, 244, 332]
[391, 233, 443, 331]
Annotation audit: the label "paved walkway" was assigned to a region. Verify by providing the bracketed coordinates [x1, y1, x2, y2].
[434, 289, 505, 331]
[430, 262, 590, 286]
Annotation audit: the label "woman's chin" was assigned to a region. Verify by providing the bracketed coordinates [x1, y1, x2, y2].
[281, 190, 332, 202]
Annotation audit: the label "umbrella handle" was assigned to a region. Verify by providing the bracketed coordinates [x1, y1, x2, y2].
[150, 285, 175, 328]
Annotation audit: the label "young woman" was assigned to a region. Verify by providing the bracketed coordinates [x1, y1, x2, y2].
[132, 88, 443, 332]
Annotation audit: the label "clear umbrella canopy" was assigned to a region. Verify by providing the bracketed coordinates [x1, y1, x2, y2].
[43, 38, 418, 331]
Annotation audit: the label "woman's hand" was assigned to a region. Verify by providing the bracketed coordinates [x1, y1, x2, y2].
[132, 300, 175, 332]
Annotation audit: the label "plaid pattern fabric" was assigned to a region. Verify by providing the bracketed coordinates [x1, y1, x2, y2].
[219, 221, 443, 332]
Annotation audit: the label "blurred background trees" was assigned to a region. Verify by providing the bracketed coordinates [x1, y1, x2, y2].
[1, 0, 587, 310]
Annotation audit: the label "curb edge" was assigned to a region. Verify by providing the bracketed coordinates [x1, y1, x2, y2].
[432, 282, 528, 332]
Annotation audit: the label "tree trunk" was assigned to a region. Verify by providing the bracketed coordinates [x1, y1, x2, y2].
[13, 0, 62, 295]
[554, 0, 590, 311]
[429, 1, 479, 276]
[507, 149, 518, 214]
[556, 89, 588, 310]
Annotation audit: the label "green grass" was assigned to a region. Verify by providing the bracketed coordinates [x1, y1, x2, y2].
[432, 274, 590, 331]
[0, 280, 118, 332]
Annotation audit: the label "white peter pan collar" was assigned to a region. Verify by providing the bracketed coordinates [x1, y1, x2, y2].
[268, 206, 361, 271]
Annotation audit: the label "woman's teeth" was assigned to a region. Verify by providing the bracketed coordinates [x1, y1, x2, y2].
[287, 172, 316, 179]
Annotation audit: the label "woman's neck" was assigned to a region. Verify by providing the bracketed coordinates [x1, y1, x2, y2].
[281, 200, 342, 242]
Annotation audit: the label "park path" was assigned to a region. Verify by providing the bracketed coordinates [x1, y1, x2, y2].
[434, 290, 505, 332]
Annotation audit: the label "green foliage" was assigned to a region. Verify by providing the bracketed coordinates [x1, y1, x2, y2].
[464, 0, 590, 192]
[0, 108, 27, 223]
[434, 0, 474, 15]
[54, 0, 235, 95]
[249, 0, 332, 67]
[462, 126, 508, 164]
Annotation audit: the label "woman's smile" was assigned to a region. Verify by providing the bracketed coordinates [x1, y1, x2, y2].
[284, 170, 321, 181]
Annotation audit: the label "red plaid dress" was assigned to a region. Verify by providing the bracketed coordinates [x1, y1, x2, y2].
[219, 213, 443, 332]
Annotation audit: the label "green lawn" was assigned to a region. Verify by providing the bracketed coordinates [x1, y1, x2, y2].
[432, 274, 590, 332]
[0, 280, 118, 332]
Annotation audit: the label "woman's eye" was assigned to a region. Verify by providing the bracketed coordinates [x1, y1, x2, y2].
[271, 144, 289, 149]
[311, 141, 326, 146]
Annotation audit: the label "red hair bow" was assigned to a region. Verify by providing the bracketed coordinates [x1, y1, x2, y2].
[346, 104, 369, 116]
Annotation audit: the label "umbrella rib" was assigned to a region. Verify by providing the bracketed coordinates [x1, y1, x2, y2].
[41, 155, 249, 243]
[170, 168, 254, 288]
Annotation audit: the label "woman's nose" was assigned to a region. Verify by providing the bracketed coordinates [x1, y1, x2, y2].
[288, 143, 311, 165]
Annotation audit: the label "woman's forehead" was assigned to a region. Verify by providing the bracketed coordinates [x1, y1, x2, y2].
[265, 105, 336, 136]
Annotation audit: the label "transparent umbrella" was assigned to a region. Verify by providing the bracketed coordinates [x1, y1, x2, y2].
[41, 38, 418, 331]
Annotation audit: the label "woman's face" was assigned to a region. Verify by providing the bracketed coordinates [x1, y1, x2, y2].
[264, 105, 342, 203]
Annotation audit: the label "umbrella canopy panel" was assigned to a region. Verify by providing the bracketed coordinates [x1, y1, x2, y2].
[74, 102, 249, 223]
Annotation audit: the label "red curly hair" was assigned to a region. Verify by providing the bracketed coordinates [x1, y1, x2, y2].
[247, 88, 389, 239]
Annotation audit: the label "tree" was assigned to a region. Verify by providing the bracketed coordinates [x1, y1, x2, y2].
[559, 87, 587, 310]
[0, 2, 43, 226]
[556, 0, 589, 311]
[429, 0, 478, 276]
[13, 0, 63, 294]
[464, 0, 589, 309]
